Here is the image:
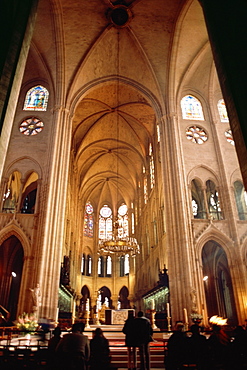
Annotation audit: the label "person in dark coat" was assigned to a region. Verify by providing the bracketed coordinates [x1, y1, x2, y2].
[90, 328, 111, 370]
[207, 324, 231, 370]
[47, 326, 62, 368]
[122, 311, 137, 370]
[184, 324, 209, 370]
[165, 321, 187, 370]
[230, 325, 247, 369]
[133, 311, 153, 370]
[56, 322, 90, 370]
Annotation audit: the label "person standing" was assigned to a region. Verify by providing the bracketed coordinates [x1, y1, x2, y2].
[122, 311, 137, 370]
[56, 322, 90, 370]
[133, 311, 153, 370]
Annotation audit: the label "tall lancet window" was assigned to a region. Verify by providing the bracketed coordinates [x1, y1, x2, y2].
[206, 180, 223, 220]
[181, 95, 204, 120]
[117, 203, 128, 238]
[217, 99, 229, 122]
[84, 202, 94, 237]
[23, 85, 49, 111]
[149, 143, 155, 189]
[234, 181, 247, 220]
[99, 205, 113, 240]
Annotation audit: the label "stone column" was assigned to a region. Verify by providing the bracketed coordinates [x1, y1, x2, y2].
[159, 114, 197, 325]
[37, 106, 72, 320]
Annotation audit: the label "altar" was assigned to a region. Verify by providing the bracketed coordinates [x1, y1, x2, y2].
[105, 309, 134, 325]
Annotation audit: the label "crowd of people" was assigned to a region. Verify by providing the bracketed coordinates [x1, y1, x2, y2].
[165, 321, 247, 370]
[48, 323, 110, 370]
[47, 310, 153, 370]
[46, 313, 247, 370]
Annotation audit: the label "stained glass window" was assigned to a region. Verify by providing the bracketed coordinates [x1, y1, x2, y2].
[181, 95, 204, 120]
[186, 126, 208, 144]
[19, 117, 44, 136]
[149, 144, 155, 189]
[206, 180, 223, 220]
[84, 201, 94, 237]
[131, 212, 135, 234]
[117, 203, 128, 238]
[99, 205, 112, 240]
[106, 256, 112, 275]
[217, 99, 229, 122]
[23, 85, 49, 111]
[86, 255, 92, 276]
[81, 254, 85, 275]
[225, 129, 235, 145]
[191, 179, 206, 219]
[157, 124, 160, 142]
[234, 181, 247, 220]
[144, 177, 148, 204]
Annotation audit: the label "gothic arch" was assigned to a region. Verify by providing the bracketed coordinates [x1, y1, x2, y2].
[119, 285, 130, 309]
[0, 223, 31, 256]
[195, 226, 237, 262]
[187, 165, 220, 186]
[202, 240, 237, 324]
[0, 235, 24, 321]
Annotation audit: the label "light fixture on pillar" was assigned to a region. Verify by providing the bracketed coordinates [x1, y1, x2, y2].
[98, 25, 139, 258]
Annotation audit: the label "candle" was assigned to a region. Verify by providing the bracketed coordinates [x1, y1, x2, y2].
[167, 303, 170, 317]
[151, 299, 155, 310]
[86, 298, 90, 312]
[183, 308, 188, 323]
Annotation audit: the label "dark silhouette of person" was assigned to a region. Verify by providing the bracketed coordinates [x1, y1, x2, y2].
[122, 311, 137, 370]
[133, 311, 153, 370]
[90, 327, 111, 370]
[184, 324, 209, 370]
[165, 321, 187, 370]
[56, 322, 90, 370]
[230, 325, 247, 369]
[47, 326, 62, 368]
[207, 324, 231, 370]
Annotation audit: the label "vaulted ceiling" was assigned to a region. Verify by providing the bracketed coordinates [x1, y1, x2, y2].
[28, 0, 215, 209]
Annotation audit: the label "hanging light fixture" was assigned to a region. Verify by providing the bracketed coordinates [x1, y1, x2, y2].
[98, 24, 139, 258]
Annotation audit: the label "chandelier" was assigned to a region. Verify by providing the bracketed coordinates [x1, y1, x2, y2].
[99, 219, 140, 257]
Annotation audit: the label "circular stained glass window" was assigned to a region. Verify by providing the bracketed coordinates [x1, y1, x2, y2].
[19, 117, 44, 136]
[225, 129, 235, 145]
[100, 205, 112, 218]
[186, 125, 208, 144]
[118, 204, 127, 216]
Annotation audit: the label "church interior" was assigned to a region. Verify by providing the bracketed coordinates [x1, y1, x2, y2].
[0, 0, 247, 331]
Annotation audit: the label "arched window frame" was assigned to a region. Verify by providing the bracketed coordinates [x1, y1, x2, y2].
[86, 255, 92, 276]
[117, 203, 128, 238]
[234, 180, 247, 220]
[81, 254, 86, 275]
[84, 201, 94, 237]
[190, 179, 207, 219]
[23, 85, 49, 111]
[106, 256, 112, 277]
[181, 95, 204, 120]
[206, 180, 223, 220]
[217, 99, 229, 122]
[99, 205, 113, 240]
[98, 256, 104, 277]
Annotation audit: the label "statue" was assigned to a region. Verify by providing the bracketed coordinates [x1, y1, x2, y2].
[29, 283, 42, 318]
